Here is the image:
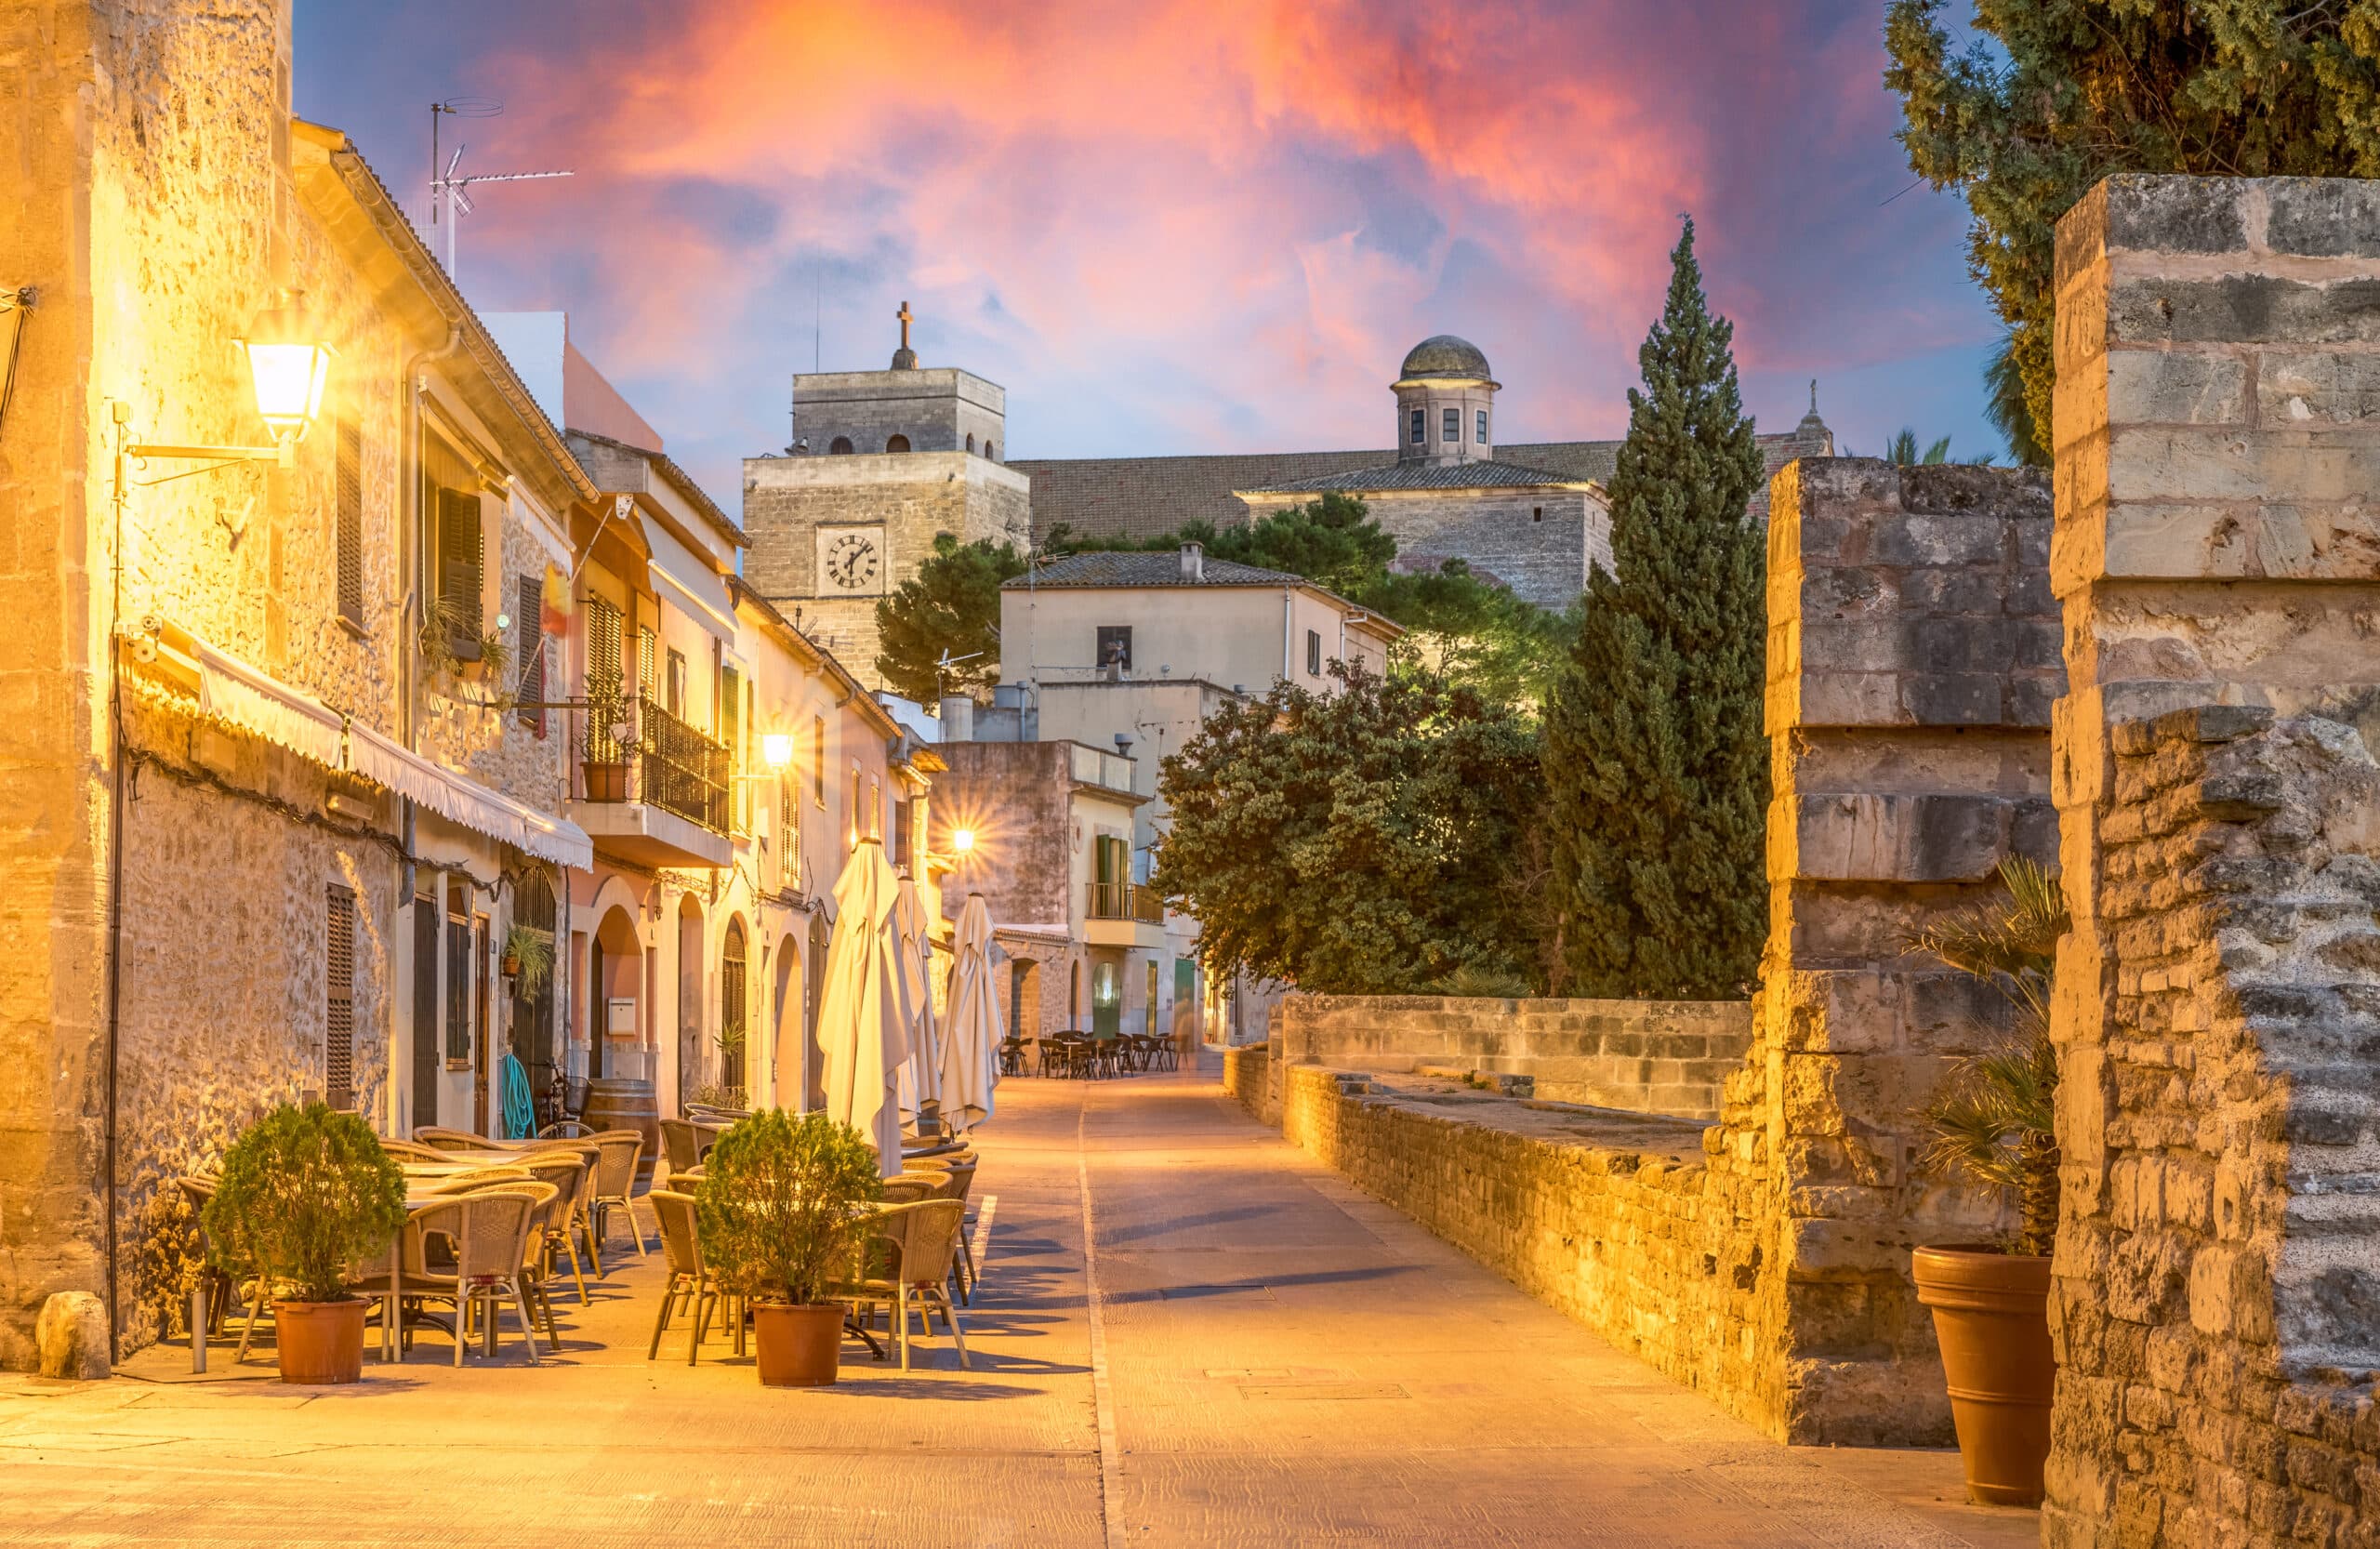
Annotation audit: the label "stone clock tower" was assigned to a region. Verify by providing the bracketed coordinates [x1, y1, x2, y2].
[742, 302, 1031, 688]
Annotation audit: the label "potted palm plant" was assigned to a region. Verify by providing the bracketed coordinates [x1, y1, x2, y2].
[200, 1103, 407, 1384]
[694, 1110, 884, 1387]
[1909, 856, 2069, 1506]
[500, 921, 553, 995]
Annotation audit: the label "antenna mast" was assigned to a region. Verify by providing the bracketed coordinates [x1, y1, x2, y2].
[426, 99, 571, 285]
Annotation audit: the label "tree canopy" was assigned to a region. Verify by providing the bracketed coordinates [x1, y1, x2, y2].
[1154, 662, 1542, 994]
[873, 533, 1027, 704]
[1885, 0, 2380, 457]
[1540, 218, 1768, 1000]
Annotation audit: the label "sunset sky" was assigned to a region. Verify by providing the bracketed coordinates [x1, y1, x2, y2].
[294, 1, 2001, 510]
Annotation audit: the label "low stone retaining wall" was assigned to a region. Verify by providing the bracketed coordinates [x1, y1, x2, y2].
[1219, 1041, 1276, 1128]
[1268, 995, 1752, 1120]
[1239, 1062, 1864, 1444]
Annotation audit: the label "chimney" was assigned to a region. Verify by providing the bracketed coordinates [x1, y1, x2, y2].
[1179, 541, 1203, 583]
[938, 695, 975, 742]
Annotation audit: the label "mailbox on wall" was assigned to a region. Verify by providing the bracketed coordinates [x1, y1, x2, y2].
[606, 998, 637, 1036]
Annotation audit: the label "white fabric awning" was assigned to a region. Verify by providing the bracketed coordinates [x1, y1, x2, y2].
[175, 625, 592, 871]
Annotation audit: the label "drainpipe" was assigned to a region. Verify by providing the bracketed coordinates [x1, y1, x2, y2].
[399, 329, 464, 1126]
[1280, 587, 1293, 684]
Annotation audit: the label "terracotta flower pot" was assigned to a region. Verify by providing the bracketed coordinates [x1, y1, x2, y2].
[1912, 1245, 2055, 1506]
[274, 1298, 368, 1385]
[751, 1302, 845, 1387]
[581, 761, 629, 802]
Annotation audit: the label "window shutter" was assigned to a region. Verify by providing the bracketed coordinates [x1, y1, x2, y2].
[516, 574, 545, 734]
[325, 886, 356, 1110]
[721, 664, 743, 828]
[439, 487, 483, 641]
[336, 418, 364, 628]
[638, 627, 658, 703]
[444, 911, 471, 1066]
[411, 896, 439, 1130]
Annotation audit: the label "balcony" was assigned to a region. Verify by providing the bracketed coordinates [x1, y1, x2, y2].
[1084, 880, 1167, 948]
[566, 695, 734, 869]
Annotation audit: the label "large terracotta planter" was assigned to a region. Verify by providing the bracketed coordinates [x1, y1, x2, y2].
[1913, 1245, 2054, 1506]
[752, 1303, 845, 1387]
[581, 761, 630, 802]
[274, 1298, 367, 1385]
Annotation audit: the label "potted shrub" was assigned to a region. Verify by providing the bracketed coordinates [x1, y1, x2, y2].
[1910, 856, 2069, 1507]
[695, 1110, 883, 1387]
[500, 921, 553, 994]
[201, 1103, 407, 1384]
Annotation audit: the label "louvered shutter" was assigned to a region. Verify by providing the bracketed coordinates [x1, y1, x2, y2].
[411, 895, 439, 1130]
[325, 887, 356, 1110]
[516, 574, 545, 735]
[335, 419, 364, 628]
[438, 487, 483, 644]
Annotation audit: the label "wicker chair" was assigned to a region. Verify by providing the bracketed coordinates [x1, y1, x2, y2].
[348, 1202, 443, 1363]
[658, 1119, 713, 1176]
[926, 1160, 982, 1304]
[517, 1153, 594, 1299]
[584, 1130, 648, 1260]
[405, 1187, 549, 1364]
[841, 1199, 970, 1371]
[880, 1173, 945, 1207]
[378, 1138, 449, 1163]
[423, 1167, 536, 1196]
[412, 1126, 496, 1152]
[646, 1189, 739, 1365]
[174, 1174, 252, 1361]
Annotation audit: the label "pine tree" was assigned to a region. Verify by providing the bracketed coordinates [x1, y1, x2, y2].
[1541, 218, 1768, 999]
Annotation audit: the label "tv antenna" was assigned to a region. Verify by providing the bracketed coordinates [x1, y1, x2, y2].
[428, 99, 572, 284]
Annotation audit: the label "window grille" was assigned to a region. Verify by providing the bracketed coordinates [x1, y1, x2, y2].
[326, 886, 355, 1110]
[336, 417, 364, 628]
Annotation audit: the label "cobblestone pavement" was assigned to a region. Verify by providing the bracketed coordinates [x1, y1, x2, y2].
[0, 1060, 2038, 1547]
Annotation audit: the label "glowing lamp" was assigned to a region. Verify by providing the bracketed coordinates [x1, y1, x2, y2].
[951, 827, 975, 853]
[761, 733, 794, 770]
[237, 292, 334, 440]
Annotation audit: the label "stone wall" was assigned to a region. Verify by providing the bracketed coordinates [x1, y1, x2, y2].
[1268, 994, 1752, 1120]
[2046, 174, 2380, 1547]
[1221, 1039, 1275, 1127]
[1757, 457, 2062, 1442]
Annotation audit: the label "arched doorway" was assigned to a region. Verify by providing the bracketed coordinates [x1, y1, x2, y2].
[676, 894, 706, 1110]
[588, 903, 643, 1083]
[509, 869, 558, 1124]
[805, 910, 830, 1110]
[721, 917, 749, 1100]
[1011, 958, 1040, 1049]
[771, 935, 799, 1109]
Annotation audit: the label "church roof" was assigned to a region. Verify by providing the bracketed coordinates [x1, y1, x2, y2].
[1239, 457, 1592, 495]
[1001, 552, 1302, 589]
[1399, 335, 1493, 380]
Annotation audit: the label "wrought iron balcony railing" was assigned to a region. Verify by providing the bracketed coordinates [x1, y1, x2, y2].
[578, 694, 731, 836]
[1086, 880, 1166, 924]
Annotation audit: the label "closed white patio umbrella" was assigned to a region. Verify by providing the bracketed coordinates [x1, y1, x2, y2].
[892, 874, 945, 1122]
[816, 837, 909, 1179]
[940, 894, 1002, 1132]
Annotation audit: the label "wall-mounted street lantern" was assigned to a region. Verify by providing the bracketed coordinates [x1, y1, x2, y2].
[760, 733, 794, 771]
[950, 827, 975, 853]
[112, 290, 334, 497]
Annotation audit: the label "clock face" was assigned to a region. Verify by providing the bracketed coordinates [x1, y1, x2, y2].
[823, 531, 881, 592]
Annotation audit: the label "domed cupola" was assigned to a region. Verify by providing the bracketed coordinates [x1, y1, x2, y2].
[1394, 334, 1500, 465]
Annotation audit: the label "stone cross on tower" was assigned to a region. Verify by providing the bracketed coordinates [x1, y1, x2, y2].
[891, 300, 918, 371]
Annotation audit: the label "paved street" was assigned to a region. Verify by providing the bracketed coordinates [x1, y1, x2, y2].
[0, 1063, 2034, 1547]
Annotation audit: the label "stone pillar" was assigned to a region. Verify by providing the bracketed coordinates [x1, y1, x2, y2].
[2048, 175, 2380, 1547]
[1758, 457, 2060, 1443]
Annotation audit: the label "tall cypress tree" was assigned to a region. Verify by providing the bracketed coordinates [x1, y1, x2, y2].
[1542, 218, 1768, 999]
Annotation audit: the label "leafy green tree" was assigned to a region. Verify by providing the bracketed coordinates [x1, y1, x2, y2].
[1868, 428, 1990, 466]
[1984, 332, 2047, 468]
[1155, 662, 1541, 994]
[874, 532, 1026, 704]
[1885, 0, 2380, 459]
[1541, 218, 1768, 1000]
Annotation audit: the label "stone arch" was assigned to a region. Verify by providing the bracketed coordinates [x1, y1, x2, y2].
[674, 893, 706, 1111]
[983, 440, 996, 462]
[588, 901, 641, 1081]
[885, 433, 911, 454]
[720, 914, 750, 1098]
[771, 928, 802, 1109]
[965, 432, 975, 454]
[828, 436, 853, 455]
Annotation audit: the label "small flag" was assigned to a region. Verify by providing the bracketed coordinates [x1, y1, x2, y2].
[541, 562, 575, 638]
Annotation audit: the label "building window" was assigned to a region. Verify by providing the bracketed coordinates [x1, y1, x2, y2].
[829, 436, 853, 455]
[410, 885, 438, 1131]
[721, 662, 745, 829]
[1146, 960, 1158, 1037]
[515, 576, 545, 735]
[325, 885, 355, 1110]
[1533, 506, 1543, 523]
[444, 879, 472, 1068]
[1409, 407, 1424, 444]
[780, 777, 800, 892]
[666, 649, 688, 718]
[1442, 406, 1460, 442]
[639, 626, 659, 702]
[1306, 629, 1321, 676]
[892, 798, 912, 871]
[813, 715, 827, 806]
[848, 762, 863, 846]
[869, 774, 882, 840]
[965, 433, 976, 453]
[1476, 408, 1488, 444]
[720, 920, 747, 1092]
[426, 433, 483, 655]
[1096, 625, 1131, 671]
[885, 434, 910, 454]
[984, 441, 996, 461]
[335, 416, 364, 629]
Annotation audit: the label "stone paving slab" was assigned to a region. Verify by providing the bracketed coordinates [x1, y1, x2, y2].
[0, 1061, 2036, 1547]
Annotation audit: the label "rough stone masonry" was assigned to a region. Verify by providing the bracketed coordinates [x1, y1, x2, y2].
[2047, 176, 2380, 1549]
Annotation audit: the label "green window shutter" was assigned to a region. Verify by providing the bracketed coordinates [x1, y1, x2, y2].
[438, 487, 483, 645]
[516, 575, 545, 734]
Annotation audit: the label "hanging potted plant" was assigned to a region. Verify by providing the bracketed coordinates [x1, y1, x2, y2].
[501, 921, 553, 995]
[695, 1110, 883, 1386]
[1909, 856, 2069, 1507]
[201, 1103, 407, 1384]
[581, 691, 633, 802]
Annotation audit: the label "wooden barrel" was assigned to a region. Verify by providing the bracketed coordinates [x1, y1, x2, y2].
[582, 1077, 661, 1191]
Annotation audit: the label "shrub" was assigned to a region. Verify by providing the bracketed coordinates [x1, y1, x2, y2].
[201, 1104, 406, 1304]
[695, 1110, 884, 1305]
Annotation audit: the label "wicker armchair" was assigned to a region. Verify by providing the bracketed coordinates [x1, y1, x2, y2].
[840, 1199, 970, 1371]
[584, 1130, 648, 1260]
[646, 1189, 739, 1365]
[517, 1153, 594, 1297]
[405, 1187, 549, 1364]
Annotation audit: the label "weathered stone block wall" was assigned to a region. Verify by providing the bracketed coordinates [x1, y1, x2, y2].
[1268, 994, 1752, 1120]
[1760, 457, 2062, 1443]
[1220, 1039, 1275, 1128]
[2047, 174, 2380, 1548]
